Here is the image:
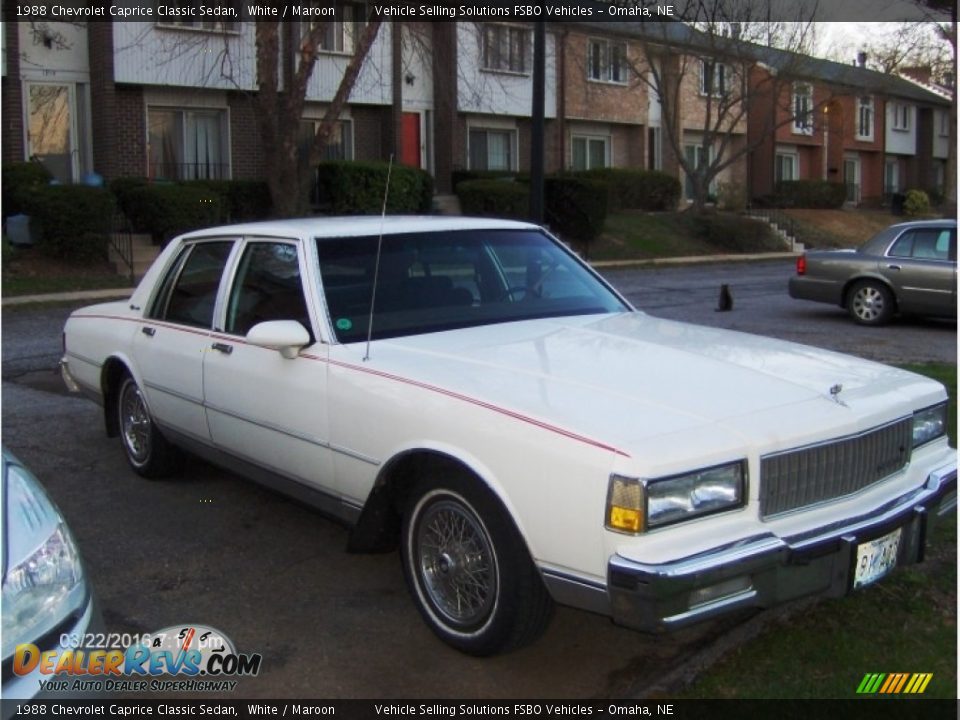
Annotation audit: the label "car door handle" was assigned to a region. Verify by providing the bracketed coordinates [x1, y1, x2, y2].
[886, 264, 901, 271]
[141, 326, 156, 337]
[211, 342, 233, 355]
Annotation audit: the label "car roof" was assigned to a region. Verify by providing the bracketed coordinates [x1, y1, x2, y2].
[888, 219, 957, 230]
[178, 216, 542, 241]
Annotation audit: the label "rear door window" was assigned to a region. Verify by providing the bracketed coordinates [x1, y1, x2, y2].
[150, 241, 234, 328]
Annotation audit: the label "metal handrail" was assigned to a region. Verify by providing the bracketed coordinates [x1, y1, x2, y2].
[110, 213, 135, 283]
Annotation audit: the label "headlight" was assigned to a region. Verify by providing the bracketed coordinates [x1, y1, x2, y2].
[2, 462, 86, 662]
[913, 403, 947, 448]
[606, 461, 746, 534]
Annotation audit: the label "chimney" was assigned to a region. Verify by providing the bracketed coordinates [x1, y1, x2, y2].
[856, 51, 867, 68]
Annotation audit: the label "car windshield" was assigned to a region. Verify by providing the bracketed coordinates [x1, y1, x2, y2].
[316, 228, 629, 342]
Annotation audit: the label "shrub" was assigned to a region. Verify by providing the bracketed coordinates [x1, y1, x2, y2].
[184, 179, 273, 222]
[773, 180, 847, 209]
[456, 179, 529, 219]
[123, 184, 221, 244]
[109, 177, 150, 218]
[691, 212, 781, 253]
[21, 185, 115, 261]
[903, 189, 931, 217]
[545, 177, 608, 243]
[451, 169, 518, 192]
[716, 181, 748, 213]
[923, 187, 945, 208]
[3, 162, 53, 219]
[315, 161, 433, 214]
[575, 168, 680, 212]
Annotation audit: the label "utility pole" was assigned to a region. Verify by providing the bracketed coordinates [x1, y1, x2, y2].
[530, 21, 545, 224]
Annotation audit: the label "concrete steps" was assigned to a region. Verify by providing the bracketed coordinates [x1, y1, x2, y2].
[747, 214, 804, 253]
[108, 233, 159, 281]
[432, 194, 462, 216]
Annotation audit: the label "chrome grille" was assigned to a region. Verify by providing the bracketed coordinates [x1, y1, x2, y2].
[760, 417, 913, 518]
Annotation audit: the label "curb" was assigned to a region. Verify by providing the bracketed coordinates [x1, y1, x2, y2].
[590, 252, 800, 270]
[2, 253, 800, 307]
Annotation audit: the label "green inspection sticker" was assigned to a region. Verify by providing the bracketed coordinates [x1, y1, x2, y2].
[336, 318, 353, 331]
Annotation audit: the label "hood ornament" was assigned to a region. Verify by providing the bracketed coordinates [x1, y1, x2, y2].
[829, 384, 847, 407]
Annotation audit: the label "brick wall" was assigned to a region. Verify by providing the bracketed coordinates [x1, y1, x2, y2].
[2, 23, 23, 164]
[114, 87, 145, 178]
[88, 23, 118, 179]
[562, 32, 647, 125]
[228, 93, 262, 180]
[351, 105, 389, 162]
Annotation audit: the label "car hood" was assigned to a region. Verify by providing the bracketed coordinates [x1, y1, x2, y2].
[360, 313, 942, 465]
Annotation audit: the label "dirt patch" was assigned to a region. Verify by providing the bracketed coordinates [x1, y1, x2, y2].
[784, 209, 899, 248]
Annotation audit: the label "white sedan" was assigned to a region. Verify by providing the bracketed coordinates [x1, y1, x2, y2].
[61, 217, 956, 655]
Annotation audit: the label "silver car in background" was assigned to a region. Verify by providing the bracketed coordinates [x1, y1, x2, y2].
[789, 219, 956, 325]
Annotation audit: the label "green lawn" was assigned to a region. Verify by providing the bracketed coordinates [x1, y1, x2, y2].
[681, 363, 957, 699]
[589, 212, 719, 261]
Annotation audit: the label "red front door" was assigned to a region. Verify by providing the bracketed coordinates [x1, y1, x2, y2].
[401, 113, 421, 168]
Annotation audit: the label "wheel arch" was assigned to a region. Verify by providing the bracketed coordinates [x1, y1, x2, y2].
[841, 274, 899, 311]
[346, 446, 524, 556]
[100, 355, 139, 438]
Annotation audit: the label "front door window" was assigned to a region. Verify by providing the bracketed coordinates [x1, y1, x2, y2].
[26, 83, 76, 183]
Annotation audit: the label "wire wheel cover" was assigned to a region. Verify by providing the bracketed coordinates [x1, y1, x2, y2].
[416, 498, 498, 626]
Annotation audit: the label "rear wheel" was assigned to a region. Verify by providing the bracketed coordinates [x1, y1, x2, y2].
[401, 473, 553, 656]
[117, 374, 181, 478]
[847, 280, 894, 326]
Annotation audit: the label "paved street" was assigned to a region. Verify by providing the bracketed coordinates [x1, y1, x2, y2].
[1, 260, 955, 698]
[600, 259, 956, 365]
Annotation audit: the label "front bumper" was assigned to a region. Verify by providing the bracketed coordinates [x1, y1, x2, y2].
[608, 462, 957, 632]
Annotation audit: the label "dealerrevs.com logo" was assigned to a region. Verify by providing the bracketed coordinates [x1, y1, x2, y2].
[856, 673, 934, 695]
[14, 624, 262, 693]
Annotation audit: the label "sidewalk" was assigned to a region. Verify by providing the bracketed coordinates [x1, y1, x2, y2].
[2, 286, 134, 307]
[1, 251, 799, 307]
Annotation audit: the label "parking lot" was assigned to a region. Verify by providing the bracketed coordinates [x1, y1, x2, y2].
[2, 259, 955, 698]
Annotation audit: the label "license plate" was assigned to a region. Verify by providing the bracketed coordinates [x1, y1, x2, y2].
[853, 528, 902, 589]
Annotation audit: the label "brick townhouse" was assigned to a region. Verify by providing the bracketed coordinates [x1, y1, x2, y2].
[747, 48, 951, 206]
[2, 18, 950, 206]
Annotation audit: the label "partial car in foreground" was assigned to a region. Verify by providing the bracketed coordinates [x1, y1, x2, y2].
[789, 219, 956, 325]
[2, 449, 103, 706]
[61, 217, 956, 655]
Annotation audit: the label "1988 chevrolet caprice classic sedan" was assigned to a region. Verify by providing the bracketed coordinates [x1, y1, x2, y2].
[62, 217, 956, 655]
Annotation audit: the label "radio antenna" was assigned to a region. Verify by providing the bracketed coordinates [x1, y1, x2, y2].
[364, 154, 393, 362]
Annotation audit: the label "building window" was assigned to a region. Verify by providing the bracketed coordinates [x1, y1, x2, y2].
[684, 143, 714, 199]
[300, 2, 367, 53]
[792, 83, 813, 135]
[700, 60, 729, 97]
[299, 119, 353, 162]
[155, 0, 240, 32]
[469, 128, 515, 171]
[856, 96, 874, 140]
[884, 158, 900, 194]
[892, 103, 911, 131]
[647, 127, 661, 171]
[571, 135, 610, 171]
[775, 152, 798, 182]
[482, 24, 528, 74]
[938, 110, 950, 137]
[147, 107, 229, 181]
[587, 39, 628, 84]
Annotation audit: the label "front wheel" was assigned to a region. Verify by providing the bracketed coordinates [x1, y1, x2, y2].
[117, 374, 181, 478]
[847, 280, 894, 326]
[401, 475, 553, 655]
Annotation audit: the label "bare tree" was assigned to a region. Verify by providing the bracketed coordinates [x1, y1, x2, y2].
[253, 20, 382, 216]
[611, 10, 820, 211]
